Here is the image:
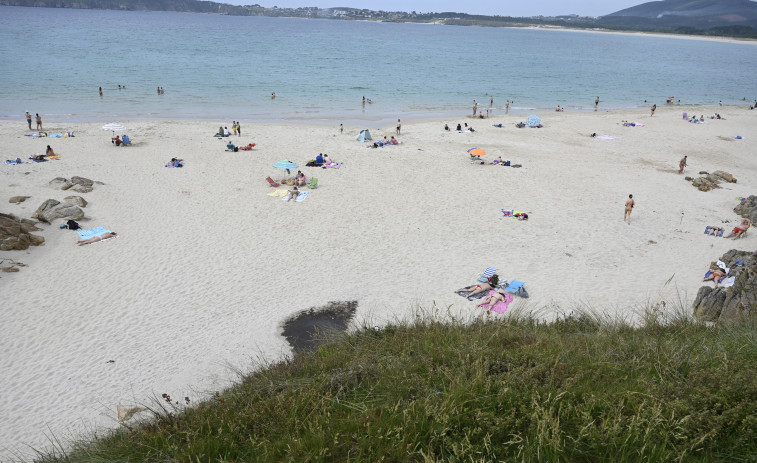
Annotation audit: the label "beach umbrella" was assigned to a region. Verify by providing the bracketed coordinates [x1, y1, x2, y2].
[526, 115, 541, 127]
[273, 160, 298, 175]
[467, 148, 487, 157]
[102, 123, 126, 135]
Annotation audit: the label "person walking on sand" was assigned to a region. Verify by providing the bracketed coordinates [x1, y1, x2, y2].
[25, 111, 32, 130]
[651, 104, 656, 116]
[35, 113, 42, 130]
[396, 119, 401, 135]
[679, 155, 688, 174]
[624, 194, 635, 225]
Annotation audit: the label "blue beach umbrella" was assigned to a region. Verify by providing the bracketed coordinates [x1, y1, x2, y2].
[526, 115, 541, 127]
[274, 160, 298, 175]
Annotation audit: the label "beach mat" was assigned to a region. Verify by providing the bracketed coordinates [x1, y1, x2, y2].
[282, 191, 310, 202]
[76, 227, 112, 240]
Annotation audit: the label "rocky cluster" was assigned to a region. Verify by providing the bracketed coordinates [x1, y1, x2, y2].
[0, 213, 44, 251]
[693, 249, 756, 322]
[684, 170, 737, 192]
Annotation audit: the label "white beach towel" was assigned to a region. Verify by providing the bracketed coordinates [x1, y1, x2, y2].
[282, 191, 310, 202]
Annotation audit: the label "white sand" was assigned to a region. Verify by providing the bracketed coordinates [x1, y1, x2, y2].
[1, 106, 755, 456]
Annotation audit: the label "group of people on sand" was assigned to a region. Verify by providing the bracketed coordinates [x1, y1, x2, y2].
[25, 111, 42, 130]
[444, 123, 475, 133]
[372, 136, 399, 148]
[314, 152, 339, 167]
[455, 274, 508, 310]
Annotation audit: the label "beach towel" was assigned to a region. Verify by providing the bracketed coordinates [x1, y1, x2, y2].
[25, 132, 46, 138]
[722, 276, 736, 288]
[324, 162, 342, 169]
[717, 260, 730, 274]
[48, 133, 64, 138]
[268, 189, 289, 197]
[595, 135, 616, 140]
[282, 191, 310, 202]
[477, 291, 513, 314]
[4, 158, 23, 165]
[76, 227, 112, 240]
[456, 288, 488, 300]
[29, 157, 48, 163]
[704, 226, 724, 237]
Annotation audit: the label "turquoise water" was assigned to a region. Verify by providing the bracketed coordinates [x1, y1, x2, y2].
[1, 5, 756, 124]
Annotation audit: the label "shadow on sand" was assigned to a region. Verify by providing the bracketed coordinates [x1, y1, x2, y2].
[282, 301, 358, 354]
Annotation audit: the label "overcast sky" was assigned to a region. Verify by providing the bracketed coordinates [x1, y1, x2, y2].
[227, 1, 649, 17]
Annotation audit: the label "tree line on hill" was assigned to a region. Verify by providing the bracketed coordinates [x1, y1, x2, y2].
[1, 0, 756, 39]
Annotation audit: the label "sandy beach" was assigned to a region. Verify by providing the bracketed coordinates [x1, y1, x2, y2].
[1, 105, 755, 457]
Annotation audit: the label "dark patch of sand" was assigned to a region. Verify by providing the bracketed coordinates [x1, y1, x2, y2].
[282, 301, 357, 354]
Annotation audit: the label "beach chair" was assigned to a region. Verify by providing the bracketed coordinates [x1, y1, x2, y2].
[122, 135, 131, 146]
[307, 177, 318, 189]
[266, 176, 280, 187]
[503, 280, 529, 298]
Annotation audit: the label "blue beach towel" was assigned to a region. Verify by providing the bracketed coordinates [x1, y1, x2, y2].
[76, 227, 112, 240]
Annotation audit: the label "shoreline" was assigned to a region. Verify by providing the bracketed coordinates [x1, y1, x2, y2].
[1, 105, 754, 457]
[520, 25, 757, 44]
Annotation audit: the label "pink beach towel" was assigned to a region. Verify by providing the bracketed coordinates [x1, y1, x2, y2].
[477, 291, 513, 314]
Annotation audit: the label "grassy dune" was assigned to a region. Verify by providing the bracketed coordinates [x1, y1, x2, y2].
[38, 308, 757, 462]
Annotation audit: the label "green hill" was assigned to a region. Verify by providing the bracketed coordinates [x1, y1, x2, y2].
[602, 0, 757, 29]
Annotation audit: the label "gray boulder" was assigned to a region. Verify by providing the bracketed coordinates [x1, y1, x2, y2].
[712, 170, 737, 183]
[49, 177, 73, 190]
[49, 176, 96, 192]
[0, 213, 44, 251]
[31, 199, 84, 223]
[9, 196, 30, 204]
[734, 195, 757, 223]
[693, 249, 757, 322]
[692, 177, 719, 192]
[64, 196, 88, 208]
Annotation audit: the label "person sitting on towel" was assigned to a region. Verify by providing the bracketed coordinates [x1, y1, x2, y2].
[315, 153, 324, 165]
[455, 274, 500, 300]
[46, 145, 55, 156]
[226, 141, 236, 151]
[287, 187, 299, 202]
[295, 171, 307, 187]
[112, 135, 122, 146]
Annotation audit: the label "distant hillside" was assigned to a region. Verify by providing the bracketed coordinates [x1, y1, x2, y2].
[601, 0, 757, 29]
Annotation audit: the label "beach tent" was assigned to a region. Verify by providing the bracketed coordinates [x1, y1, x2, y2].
[356, 129, 372, 142]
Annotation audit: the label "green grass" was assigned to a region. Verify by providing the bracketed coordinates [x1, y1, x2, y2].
[35, 306, 757, 462]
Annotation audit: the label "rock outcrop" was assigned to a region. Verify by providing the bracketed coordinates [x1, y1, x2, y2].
[9, 196, 30, 204]
[693, 249, 757, 322]
[31, 199, 85, 223]
[0, 213, 44, 250]
[734, 195, 757, 223]
[48, 176, 97, 193]
[63, 195, 88, 208]
[687, 170, 737, 192]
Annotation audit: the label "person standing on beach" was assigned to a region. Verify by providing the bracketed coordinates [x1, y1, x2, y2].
[595, 96, 599, 110]
[396, 119, 401, 135]
[340, 123, 343, 134]
[651, 104, 657, 116]
[490, 95, 494, 106]
[237, 121, 241, 137]
[25, 111, 32, 130]
[35, 113, 42, 130]
[679, 155, 688, 174]
[624, 194, 635, 225]
[505, 100, 510, 113]
[473, 100, 478, 117]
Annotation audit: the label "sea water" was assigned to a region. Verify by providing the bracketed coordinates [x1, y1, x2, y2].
[1, 5, 756, 124]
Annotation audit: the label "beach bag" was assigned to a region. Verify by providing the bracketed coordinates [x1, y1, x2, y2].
[66, 220, 81, 230]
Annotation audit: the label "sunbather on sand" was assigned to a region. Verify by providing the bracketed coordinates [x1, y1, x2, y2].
[491, 156, 503, 165]
[287, 187, 299, 202]
[707, 226, 722, 236]
[77, 232, 117, 246]
[478, 290, 507, 309]
[702, 268, 726, 286]
[455, 275, 499, 299]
